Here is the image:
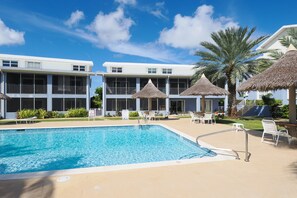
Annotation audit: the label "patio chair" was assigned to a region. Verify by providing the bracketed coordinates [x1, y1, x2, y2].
[202, 113, 215, 124]
[261, 119, 291, 146]
[148, 111, 156, 120]
[16, 116, 37, 124]
[122, 109, 129, 120]
[189, 111, 201, 123]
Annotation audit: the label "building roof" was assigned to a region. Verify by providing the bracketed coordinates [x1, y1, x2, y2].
[103, 62, 194, 68]
[0, 54, 94, 66]
[257, 24, 297, 50]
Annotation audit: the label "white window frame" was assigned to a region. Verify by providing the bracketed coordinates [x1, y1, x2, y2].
[111, 67, 122, 73]
[2, 60, 18, 67]
[148, 68, 157, 74]
[162, 68, 172, 74]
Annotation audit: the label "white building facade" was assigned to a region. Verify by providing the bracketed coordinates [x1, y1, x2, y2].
[99, 62, 227, 116]
[0, 54, 94, 119]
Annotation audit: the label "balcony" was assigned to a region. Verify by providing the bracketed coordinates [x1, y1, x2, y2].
[169, 88, 187, 95]
[106, 87, 136, 95]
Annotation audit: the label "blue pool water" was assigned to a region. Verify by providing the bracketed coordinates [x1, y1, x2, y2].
[0, 125, 216, 174]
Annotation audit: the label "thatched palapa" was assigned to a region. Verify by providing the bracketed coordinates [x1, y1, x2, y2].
[238, 45, 297, 132]
[238, 45, 297, 92]
[180, 74, 229, 113]
[180, 74, 229, 96]
[132, 79, 167, 99]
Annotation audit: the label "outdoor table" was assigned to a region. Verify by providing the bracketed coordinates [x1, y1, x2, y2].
[232, 123, 244, 132]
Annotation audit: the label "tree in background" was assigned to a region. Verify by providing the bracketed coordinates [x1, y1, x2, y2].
[193, 27, 269, 117]
[91, 87, 102, 108]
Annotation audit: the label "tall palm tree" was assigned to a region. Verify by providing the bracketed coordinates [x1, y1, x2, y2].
[193, 27, 269, 117]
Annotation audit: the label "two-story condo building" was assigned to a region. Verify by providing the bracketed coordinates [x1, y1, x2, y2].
[99, 62, 227, 116]
[0, 54, 94, 119]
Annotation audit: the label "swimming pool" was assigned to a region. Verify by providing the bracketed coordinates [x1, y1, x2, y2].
[0, 125, 216, 175]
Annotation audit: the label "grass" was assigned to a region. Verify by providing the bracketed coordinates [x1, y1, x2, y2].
[216, 117, 263, 131]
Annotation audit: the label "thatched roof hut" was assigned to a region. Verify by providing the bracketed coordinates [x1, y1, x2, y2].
[238, 44, 297, 130]
[132, 79, 167, 99]
[238, 45, 297, 92]
[180, 74, 229, 96]
[180, 74, 229, 113]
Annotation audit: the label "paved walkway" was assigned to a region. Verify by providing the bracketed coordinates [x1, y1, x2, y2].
[0, 119, 297, 198]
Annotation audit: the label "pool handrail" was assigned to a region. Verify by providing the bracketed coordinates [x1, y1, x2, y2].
[196, 127, 251, 162]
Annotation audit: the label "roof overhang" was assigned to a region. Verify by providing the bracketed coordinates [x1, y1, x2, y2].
[95, 72, 192, 78]
[0, 67, 95, 76]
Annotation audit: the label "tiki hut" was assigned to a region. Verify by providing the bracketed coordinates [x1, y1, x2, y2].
[180, 74, 229, 113]
[132, 79, 167, 111]
[238, 44, 297, 130]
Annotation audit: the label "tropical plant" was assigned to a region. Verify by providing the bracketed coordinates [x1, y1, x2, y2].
[279, 28, 297, 48]
[65, 108, 88, 118]
[193, 27, 269, 117]
[91, 87, 103, 108]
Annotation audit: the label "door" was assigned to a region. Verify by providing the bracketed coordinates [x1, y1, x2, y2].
[170, 100, 185, 114]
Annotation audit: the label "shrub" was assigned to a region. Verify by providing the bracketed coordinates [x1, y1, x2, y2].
[46, 111, 58, 118]
[65, 108, 88, 118]
[36, 109, 47, 119]
[129, 111, 139, 117]
[17, 109, 36, 119]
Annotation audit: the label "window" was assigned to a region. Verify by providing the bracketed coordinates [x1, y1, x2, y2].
[52, 98, 64, 111]
[73, 65, 86, 71]
[26, 61, 41, 69]
[21, 74, 34, 94]
[148, 68, 157, 74]
[79, 66, 85, 71]
[35, 98, 47, 109]
[111, 67, 122, 73]
[162, 68, 172, 74]
[73, 65, 79, 71]
[2, 60, 18, 67]
[7, 73, 20, 93]
[7, 98, 20, 112]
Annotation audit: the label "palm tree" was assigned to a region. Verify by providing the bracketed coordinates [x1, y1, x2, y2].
[279, 28, 297, 48]
[193, 27, 269, 117]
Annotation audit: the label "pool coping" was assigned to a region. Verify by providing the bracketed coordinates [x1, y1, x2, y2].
[0, 123, 236, 180]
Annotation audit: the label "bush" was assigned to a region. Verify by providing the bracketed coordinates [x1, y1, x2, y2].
[17, 109, 36, 119]
[36, 109, 47, 119]
[46, 111, 60, 118]
[65, 108, 88, 118]
[129, 111, 139, 117]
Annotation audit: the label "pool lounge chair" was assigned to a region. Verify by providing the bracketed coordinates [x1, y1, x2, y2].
[16, 116, 37, 124]
[202, 113, 215, 124]
[189, 111, 201, 123]
[148, 111, 156, 120]
[261, 119, 291, 146]
[122, 109, 129, 120]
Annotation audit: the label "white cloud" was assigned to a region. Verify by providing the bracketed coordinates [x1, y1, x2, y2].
[158, 5, 238, 49]
[115, 0, 136, 6]
[88, 8, 134, 45]
[0, 19, 25, 45]
[65, 10, 84, 27]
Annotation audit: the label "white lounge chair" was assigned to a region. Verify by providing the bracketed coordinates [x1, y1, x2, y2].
[122, 109, 129, 120]
[202, 113, 215, 124]
[261, 119, 291, 146]
[148, 111, 156, 120]
[16, 116, 37, 124]
[189, 111, 201, 123]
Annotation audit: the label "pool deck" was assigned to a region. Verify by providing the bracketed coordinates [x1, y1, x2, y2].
[0, 118, 297, 197]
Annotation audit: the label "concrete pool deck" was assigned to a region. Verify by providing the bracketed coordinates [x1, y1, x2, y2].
[0, 118, 297, 197]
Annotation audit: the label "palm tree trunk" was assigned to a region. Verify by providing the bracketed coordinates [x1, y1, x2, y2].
[227, 83, 237, 117]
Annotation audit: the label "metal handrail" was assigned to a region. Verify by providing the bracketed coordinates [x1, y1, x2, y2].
[196, 127, 251, 162]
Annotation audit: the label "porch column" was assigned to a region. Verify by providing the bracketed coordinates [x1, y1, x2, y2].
[0, 72, 5, 118]
[47, 75, 52, 111]
[86, 76, 90, 110]
[196, 97, 200, 112]
[136, 78, 140, 111]
[166, 77, 170, 113]
[102, 75, 106, 116]
[224, 83, 228, 113]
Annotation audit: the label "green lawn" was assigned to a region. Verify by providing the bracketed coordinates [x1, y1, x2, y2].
[216, 117, 263, 131]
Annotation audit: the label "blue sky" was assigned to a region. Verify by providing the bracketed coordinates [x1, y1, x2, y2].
[0, 0, 297, 95]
